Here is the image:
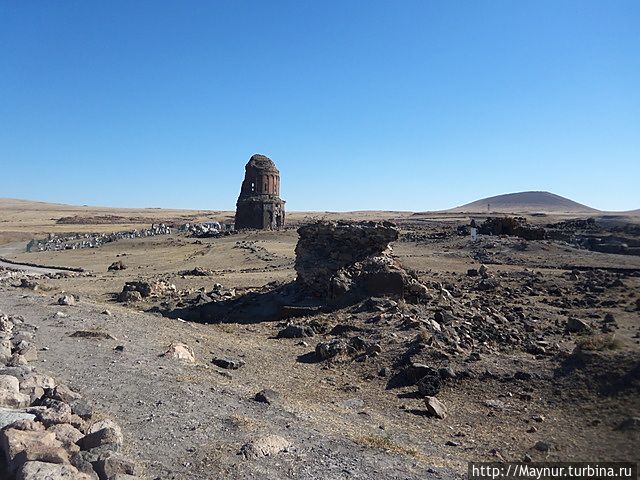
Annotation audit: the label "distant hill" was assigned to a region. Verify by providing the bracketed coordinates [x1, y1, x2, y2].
[446, 191, 599, 214]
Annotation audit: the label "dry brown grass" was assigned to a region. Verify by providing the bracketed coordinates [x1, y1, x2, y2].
[355, 433, 420, 457]
[576, 334, 624, 351]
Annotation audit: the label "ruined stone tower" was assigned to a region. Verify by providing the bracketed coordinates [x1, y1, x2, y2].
[235, 154, 286, 230]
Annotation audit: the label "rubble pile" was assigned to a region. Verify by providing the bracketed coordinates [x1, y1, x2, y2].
[179, 222, 235, 238]
[27, 224, 172, 252]
[117, 277, 236, 307]
[295, 221, 430, 304]
[0, 311, 141, 479]
[117, 280, 177, 303]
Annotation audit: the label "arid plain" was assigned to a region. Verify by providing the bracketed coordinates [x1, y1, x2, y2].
[0, 197, 638, 479]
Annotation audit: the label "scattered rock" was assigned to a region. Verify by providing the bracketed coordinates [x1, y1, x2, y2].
[484, 399, 505, 410]
[57, 295, 76, 306]
[117, 290, 142, 303]
[212, 357, 245, 369]
[424, 396, 447, 419]
[254, 389, 279, 405]
[277, 324, 315, 339]
[19, 279, 39, 291]
[70, 399, 93, 420]
[163, 343, 195, 363]
[416, 372, 442, 397]
[315, 339, 347, 360]
[534, 440, 550, 452]
[477, 278, 499, 291]
[566, 317, 591, 333]
[108, 261, 127, 271]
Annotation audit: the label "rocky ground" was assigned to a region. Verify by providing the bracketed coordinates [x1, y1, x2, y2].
[0, 209, 638, 479]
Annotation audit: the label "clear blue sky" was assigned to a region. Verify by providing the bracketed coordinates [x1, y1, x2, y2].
[1, 1, 638, 211]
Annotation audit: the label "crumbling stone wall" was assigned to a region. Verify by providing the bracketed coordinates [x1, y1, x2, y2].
[295, 221, 429, 304]
[235, 154, 285, 230]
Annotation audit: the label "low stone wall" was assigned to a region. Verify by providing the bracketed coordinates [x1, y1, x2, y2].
[0, 311, 143, 480]
[27, 224, 172, 252]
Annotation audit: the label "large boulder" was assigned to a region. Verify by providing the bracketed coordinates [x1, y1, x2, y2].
[0, 428, 67, 472]
[16, 461, 92, 480]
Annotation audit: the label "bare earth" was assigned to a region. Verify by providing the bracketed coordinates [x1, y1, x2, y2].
[0, 199, 638, 479]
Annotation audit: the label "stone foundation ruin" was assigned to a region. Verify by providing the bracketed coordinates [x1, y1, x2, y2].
[295, 221, 430, 305]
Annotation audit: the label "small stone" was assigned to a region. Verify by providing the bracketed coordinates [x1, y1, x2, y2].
[484, 399, 505, 410]
[254, 389, 279, 405]
[163, 343, 195, 363]
[315, 340, 347, 361]
[57, 295, 76, 306]
[514, 371, 532, 381]
[117, 290, 142, 303]
[108, 261, 127, 271]
[212, 357, 245, 369]
[424, 396, 447, 419]
[566, 317, 591, 333]
[534, 440, 550, 452]
[277, 324, 315, 338]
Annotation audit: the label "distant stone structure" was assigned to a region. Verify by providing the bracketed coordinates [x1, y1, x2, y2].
[235, 154, 285, 230]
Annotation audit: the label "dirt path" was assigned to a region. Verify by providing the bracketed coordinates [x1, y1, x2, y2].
[0, 287, 455, 480]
